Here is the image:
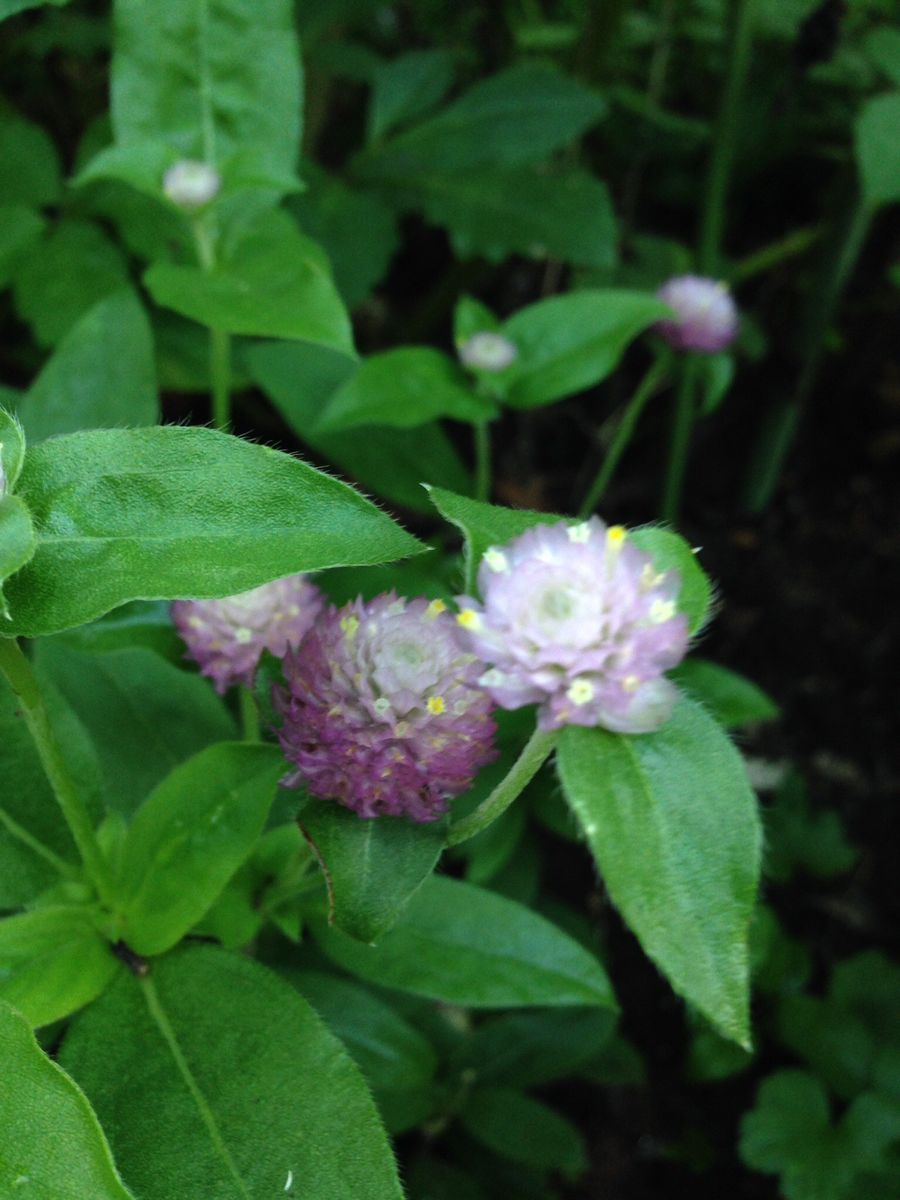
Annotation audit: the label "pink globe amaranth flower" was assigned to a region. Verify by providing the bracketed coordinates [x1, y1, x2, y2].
[171, 574, 324, 694]
[275, 593, 497, 822]
[455, 519, 690, 734]
[655, 275, 738, 353]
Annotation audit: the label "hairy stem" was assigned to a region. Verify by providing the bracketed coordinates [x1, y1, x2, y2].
[660, 356, 700, 524]
[447, 727, 558, 847]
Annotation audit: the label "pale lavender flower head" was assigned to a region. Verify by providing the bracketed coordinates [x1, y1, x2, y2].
[163, 159, 221, 210]
[172, 573, 324, 694]
[455, 519, 690, 734]
[275, 593, 497, 822]
[656, 275, 738, 353]
[458, 331, 518, 372]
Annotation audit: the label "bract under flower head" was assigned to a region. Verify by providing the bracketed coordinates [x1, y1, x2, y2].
[458, 331, 518, 372]
[172, 573, 324, 694]
[275, 592, 497, 822]
[163, 159, 221, 211]
[656, 275, 738, 353]
[455, 519, 690, 734]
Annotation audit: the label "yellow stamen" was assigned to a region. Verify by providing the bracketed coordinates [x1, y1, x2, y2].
[427, 696, 446, 715]
[457, 609, 481, 630]
[426, 599, 447, 618]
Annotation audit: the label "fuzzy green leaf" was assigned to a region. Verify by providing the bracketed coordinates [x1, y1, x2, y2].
[18, 291, 158, 442]
[316, 874, 617, 1010]
[557, 697, 762, 1045]
[117, 743, 284, 955]
[3, 425, 423, 638]
[299, 800, 445, 943]
[60, 945, 403, 1200]
[0, 998, 134, 1199]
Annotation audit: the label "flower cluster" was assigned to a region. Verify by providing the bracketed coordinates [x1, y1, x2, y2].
[275, 594, 497, 822]
[172, 573, 324, 694]
[656, 275, 738, 353]
[455, 519, 690, 734]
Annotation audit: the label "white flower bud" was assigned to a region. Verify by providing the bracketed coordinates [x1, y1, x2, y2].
[458, 331, 518, 373]
[162, 160, 221, 211]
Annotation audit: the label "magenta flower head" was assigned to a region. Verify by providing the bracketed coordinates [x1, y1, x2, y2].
[275, 593, 497, 822]
[172, 573, 324, 694]
[455, 519, 690, 734]
[655, 275, 738, 353]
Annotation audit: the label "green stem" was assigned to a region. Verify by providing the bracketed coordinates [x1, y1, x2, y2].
[446, 727, 558, 847]
[239, 686, 260, 743]
[473, 420, 491, 503]
[742, 190, 872, 513]
[730, 224, 822, 284]
[141, 974, 250, 1200]
[0, 639, 115, 904]
[698, 0, 757, 274]
[0, 805, 78, 879]
[209, 327, 232, 432]
[191, 217, 231, 432]
[660, 356, 699, 524]
[579, 353, 671, 518]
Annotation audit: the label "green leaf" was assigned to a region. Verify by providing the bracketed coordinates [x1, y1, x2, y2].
[864, 27, 900, 86]
[12, 219, 130, 348]
[628, 525, 712, 634]
[455, 295, 501, 343]
[671, 658, 778, 728]
[360, 63, 606, 177]
[855, 92, 900, 210]
[33, 642, 236, 816]
[697, 351, 735, 416]
[740, 1071, 900, 1200]
[315, 874, 617, 1010]
[400, 165, 618, 267]
[777, 952, 900, 1100]
[765, 772, 857, 882]
[246, 340, 471, 513]
[557, 697, 762, 1046]
[111, 0, 302, 176]
[368, 49, 456, 141]
[0, 998, 134, 1199]
[316, 347, 494, 433]
[461, 1088, 587, 1177]
[3, 424, 423, 638]
[0, 907, 118, 1029]
[290, 167, 398, 308]
[0, 107, 62, 207]
[144, 211, 354, 353]
[426, 485, 558, 583]
[0, 494, 36, 619]
[0, 673, 100, 907]
[288, 968, 438, 1093]
[500, 290, 669, 409]
[0, 204, 44, 288]
[0, 407, 26, 491]
[299, 800, 446, 943]
[17, 291, 158, 442]
[451, 1007, 616, 1088]
[60, 945, 403, 1200]
[118, 742, 285, 955]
